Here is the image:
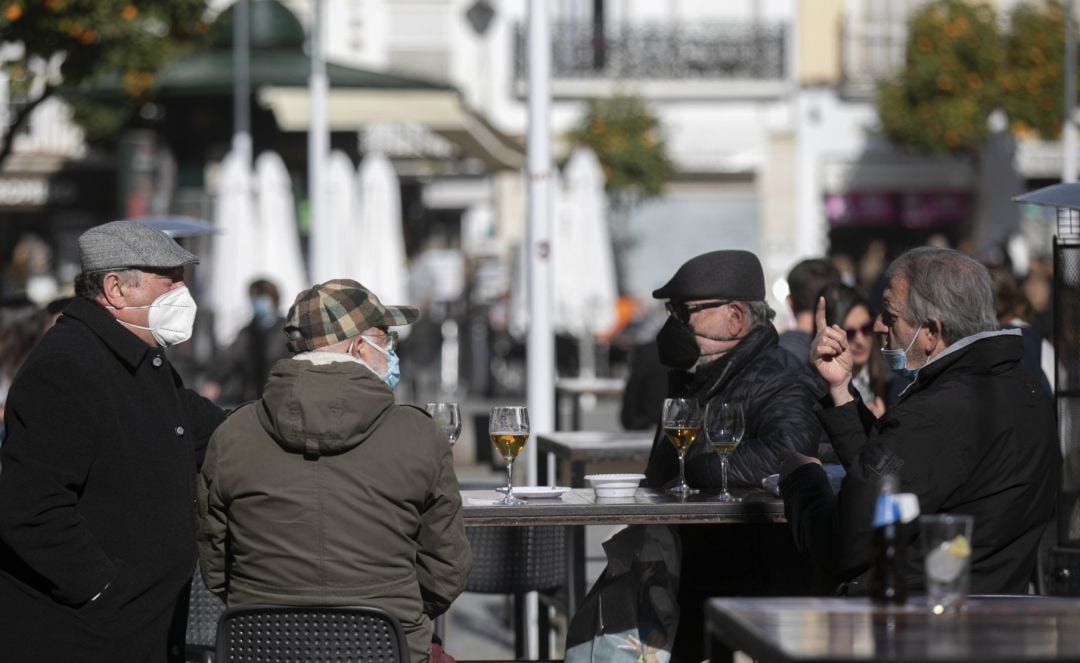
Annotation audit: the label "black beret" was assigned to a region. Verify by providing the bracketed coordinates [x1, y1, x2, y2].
[652, 250, 766, 301]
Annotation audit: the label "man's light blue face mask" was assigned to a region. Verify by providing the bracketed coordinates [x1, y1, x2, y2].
[880, 324, 921, 381]
[352, 334, 400, 391]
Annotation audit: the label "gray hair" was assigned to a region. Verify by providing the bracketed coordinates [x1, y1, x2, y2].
[745, 300, 776, 329]
[884, 247, 997, 344]
[74, 269, 142, 299]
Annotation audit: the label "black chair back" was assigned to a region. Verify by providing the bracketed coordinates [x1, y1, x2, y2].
[465, 526, 566, 594]
[186, 568, 226, 663]
[215, 605, 408, 663]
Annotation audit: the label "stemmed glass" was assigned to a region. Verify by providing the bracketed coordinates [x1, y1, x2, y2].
[489, 406, 529, 505]
[425, 402, 461, 446]
[662, 397, 702, 496]
[704, 400, 745, 502]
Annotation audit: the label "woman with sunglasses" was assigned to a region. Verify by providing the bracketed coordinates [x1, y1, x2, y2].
[818, 283, 909, 417]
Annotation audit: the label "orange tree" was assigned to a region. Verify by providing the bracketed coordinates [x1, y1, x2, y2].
[566, 92, 674, 199]
[999, 0, 1076, 140]
[878, 0, 1080, 153]
[0, 0, 209, 165]
[876, 0, 1003, 155]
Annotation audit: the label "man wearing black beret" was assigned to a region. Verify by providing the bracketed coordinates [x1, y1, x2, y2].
[643, 249, 825, 661]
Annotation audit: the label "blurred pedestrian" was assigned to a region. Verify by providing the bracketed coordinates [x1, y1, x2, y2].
[198, 279, 470, 663]
[200, 278, 291, 405]
[989, 265, 1053, 398]
[778, 258, 841, 362]
[619, 304, 668, 431]
[0, 296, 44, 441]
[817, 283, 908, 417]
[0, 220, 225, 662]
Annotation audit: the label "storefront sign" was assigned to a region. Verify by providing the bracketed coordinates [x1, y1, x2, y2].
[0, 176, 78, 208]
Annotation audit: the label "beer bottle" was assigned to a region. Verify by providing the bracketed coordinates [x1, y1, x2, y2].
[870, 474, 907, 606]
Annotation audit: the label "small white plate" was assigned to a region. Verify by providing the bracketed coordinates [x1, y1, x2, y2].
[505, 486, 571, 499]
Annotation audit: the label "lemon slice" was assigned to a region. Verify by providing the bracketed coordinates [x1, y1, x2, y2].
[946, 535, 971, 559]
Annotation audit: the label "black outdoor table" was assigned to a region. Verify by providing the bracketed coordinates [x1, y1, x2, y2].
[705, 596, 1080, 663]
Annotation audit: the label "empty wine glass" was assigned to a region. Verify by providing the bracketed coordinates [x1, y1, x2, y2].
[425, 402, 461, 446]
[704, 400, 745, 502]
[489, 406, 529, 505]
[662, 397, 702, 496]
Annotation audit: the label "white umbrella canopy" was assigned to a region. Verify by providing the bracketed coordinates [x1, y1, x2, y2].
[553, 148, 618, 339]
[309, 150, 358, 285]
[355, 152, 409, 308]
[210, 148, 261, 347]
[254, 151, 308, 309]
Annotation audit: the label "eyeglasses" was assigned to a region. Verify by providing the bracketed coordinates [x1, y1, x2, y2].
[362, 330, 398, 352]
[665, 300, 730, 324]
[844, 322, 875, 341]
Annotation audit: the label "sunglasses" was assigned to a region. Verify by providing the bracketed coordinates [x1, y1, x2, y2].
[844, 322, 875, 341]
[665, 300, 730, 323]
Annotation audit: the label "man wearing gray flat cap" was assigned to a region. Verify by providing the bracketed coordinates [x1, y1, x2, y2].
[0, 220, 226, 662]
[644, 249, 826, 662]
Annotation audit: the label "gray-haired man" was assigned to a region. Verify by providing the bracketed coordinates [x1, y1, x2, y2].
[783, 246, 1060, 596]
[0, 220, 225, 662]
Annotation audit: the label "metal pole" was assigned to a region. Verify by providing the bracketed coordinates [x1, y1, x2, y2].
[525, 0, 554, 656]
[526, 0, 554, 486]
[308, 0, 328, 265]
[232, 0, 251, 165]
[1065, 0, 1077, 183]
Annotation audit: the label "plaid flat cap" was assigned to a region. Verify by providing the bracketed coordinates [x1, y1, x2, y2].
[79, 220, 199, 272]
[284, 279, 419, 352]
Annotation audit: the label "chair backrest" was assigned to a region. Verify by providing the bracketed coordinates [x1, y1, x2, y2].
[215, 605, 408, 663]
[465, 525, 566, 594]
[187, 569, 227, 649]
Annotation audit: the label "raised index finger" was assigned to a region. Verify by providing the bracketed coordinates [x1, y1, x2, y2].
[814, 295, 827, 333]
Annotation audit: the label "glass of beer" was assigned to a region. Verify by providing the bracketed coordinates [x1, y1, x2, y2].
[425, 402, 461, 446]
[662, 397, 702, 495]
[489, 405, 529, 505]
[704, 400, 745, 502]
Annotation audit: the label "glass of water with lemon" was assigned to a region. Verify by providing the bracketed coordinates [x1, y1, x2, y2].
[920, 514, 974, 614]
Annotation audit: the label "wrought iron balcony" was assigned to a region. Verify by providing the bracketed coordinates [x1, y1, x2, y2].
[514, 20, 787, 82]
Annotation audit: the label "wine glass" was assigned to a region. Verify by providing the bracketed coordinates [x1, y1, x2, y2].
[425, 402, 461, 446]
[662, 397, 702, 496]
[489, 406, 529, 505]
[704, 400, 745, 502]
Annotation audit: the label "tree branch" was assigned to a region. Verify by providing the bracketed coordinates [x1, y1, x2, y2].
[0, 84, 57, 170]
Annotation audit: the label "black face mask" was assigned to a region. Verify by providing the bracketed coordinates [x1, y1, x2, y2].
[656, 317, 701, 370]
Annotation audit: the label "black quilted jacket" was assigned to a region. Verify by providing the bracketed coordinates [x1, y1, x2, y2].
[644, 324, 826, 489]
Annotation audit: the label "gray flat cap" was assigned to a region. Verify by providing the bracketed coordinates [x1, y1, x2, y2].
[652, 250, 765, 301]
[79, 220, 199, 272]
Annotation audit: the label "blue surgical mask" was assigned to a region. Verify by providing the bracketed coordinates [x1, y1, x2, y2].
[251, 295, 275, 320]
[359, 335, 401, 391]
[880, 324, 921, 381]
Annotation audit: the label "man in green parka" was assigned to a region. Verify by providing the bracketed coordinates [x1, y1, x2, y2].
[197, 279, 471, 663]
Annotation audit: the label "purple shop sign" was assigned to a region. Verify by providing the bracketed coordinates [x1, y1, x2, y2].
[825, 191, 970, 229]
[824, 192, 899, 227]
[901, 192, 969, 229]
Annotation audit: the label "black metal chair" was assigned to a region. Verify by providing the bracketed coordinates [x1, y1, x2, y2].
[215, 605, 408, 663]
[464, 526, 567, 659]
[185, 567, 226, 663]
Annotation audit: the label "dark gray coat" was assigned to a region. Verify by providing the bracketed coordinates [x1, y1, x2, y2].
[0, 297, 225, 663]
[781, 331, 1059, 595]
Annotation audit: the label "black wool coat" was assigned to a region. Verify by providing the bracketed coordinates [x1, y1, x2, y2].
[0, 297, 225, 663]
[781, 331, 1060, 596]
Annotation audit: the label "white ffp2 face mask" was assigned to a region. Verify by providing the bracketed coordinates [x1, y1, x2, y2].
[116, 285, 198, 347]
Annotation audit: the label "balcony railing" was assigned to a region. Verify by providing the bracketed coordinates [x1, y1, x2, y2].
[514, 20, 787, 82]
